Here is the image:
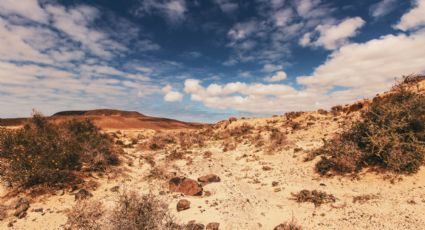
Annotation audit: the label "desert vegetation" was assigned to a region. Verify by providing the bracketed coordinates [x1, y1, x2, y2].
[0, 113, 120, 189]
[314, 76, 425, 175]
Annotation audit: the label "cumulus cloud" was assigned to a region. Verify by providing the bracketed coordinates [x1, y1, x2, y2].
[301, 17, 365, 50]
[264, 71, 287, 82]
[185, 28, 425, 114]
[394, 0, 425, 31]
[162, 85, 183, 102]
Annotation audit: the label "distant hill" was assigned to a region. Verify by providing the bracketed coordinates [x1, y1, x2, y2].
[53, 109, 145, 117]
[0, 109, 204, 130]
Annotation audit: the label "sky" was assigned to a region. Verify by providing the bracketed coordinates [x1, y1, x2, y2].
[0, 0, 425, 122]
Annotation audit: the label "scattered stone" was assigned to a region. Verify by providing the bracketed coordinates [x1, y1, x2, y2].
[0, 205, 7, 221]
[204, 191, 212, 197]
[3, 180, 12, 188]
[32, 208, 43, 213]
[14, 198, 30, 219]
[274, 188, 281, 192]
[186, 221, 205, 230]
[169, 177, 203, 196]
[206, 222, 220, 230]
[110, 185, 120, 193]
[74, 189, 93, 201]
[55, 189, 65, 196]
[262, 166, 272, 171]
[177, 199, 191, 212]
[272, 181, 279, 187]
[198, 174, 221, 184]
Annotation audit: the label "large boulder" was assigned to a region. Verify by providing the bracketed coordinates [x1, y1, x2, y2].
[169, 177, 203, 196]
[197, 174, 221, 184]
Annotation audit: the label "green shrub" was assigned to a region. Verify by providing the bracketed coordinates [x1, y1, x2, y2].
[315, 78, 425, 175]
[0, 113, 120, 188]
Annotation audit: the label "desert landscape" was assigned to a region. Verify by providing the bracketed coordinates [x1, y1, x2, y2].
[0, 76, 424, 230]
[1, 0, 425, 229]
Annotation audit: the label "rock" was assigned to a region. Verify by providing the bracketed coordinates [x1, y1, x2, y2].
[186, 221, 205, 230]
[203, 191, 212, 197]
[32, 208, 43, 213]
[206, 222, 220, 230]
[262, 166, 272, 171]
[169, 177, 203, 196]
[177, 199, 191, 212]
[0, 205, 7, 221]
[197, 174, 221, 184]
[14, 198, 30, 219]
[272, 181, 279, 187]
[3, 180, 12, 188]
[74, 189, 93, 201]
[110, 185, 120, 192]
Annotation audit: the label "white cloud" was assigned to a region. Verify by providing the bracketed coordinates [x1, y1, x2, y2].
[394, 0, 425, 31]
[370, 0, 397, 18]
[302, 17, 365, 50]
[135, 0, 187, 23]
[274, 8, 293, 27]
[185, 29, 425, 114]
[298, 29, 425, 90]
[295, 0, 321, 18]
[0, 0, 48, 23]
[214, 0, 238, 14]
[162, 85, 183, 102]
[262, 63, 283, 72]
[265, 71, 287, 82]
[228, 20, 259, 41]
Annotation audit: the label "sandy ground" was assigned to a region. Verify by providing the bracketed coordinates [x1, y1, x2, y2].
[1, 112, 425, 230]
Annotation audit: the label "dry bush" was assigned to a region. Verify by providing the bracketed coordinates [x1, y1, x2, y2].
[352, 194, 380, 204]
[166, 149, 185, 161]
[315, 80, 425, 175]
[291, 189, 336, 207]
[228, 123, 253, 138]
[274, 219, 303, 230]
[110, 192, 179, 230]
[146, 134, 176, 151]
[177, 131, 205, 150]
[266, 128, 287, 153]
[285, 111, 304, 120]
[0, 113, 120, 188]
[66, 200, 104, 230]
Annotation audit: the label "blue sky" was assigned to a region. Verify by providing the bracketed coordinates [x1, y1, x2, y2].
[0, 0, 425, 122]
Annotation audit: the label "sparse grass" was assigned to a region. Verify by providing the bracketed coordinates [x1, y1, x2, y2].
[291, 189, 336, 207]
[274, 219, 303, 230]
[0, 113, 120, 188]
[315, 77, 425, 175]
[66, 200, 104, 230]
[110, 191, 179, 230]
[352, 194, 380, 204]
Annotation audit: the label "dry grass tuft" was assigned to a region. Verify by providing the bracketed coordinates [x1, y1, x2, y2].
[110, 191, 180, 230]
[291, 189, 336, 207]
[66, 200, 104, 230]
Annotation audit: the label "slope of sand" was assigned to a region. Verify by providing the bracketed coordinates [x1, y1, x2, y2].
[1, 110, 425, 230]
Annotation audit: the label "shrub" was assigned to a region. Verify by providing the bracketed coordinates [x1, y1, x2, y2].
[0, 113, 120, 188]
[110, 191, 179, 230]
[274, 219, 303, 230]
[315, 80, 425, 175]
[291, 189, 336, 207]
[66, 200, 104, 230]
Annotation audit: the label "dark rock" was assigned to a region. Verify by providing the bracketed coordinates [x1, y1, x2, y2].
[14, 198, 30, 219]
[169, 177, 203, 196]
[198, 174, 221, 184]
[177, 199, 191, 212]
[206, 222, 220, 230]
[74, 189, 92, 201]
[110, 186, 120, 193]
[186, 221, 205, 230]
